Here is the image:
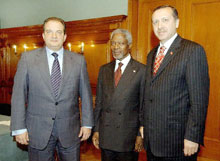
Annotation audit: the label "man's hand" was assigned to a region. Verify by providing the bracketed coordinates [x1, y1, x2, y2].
[15, 131, 29, 145]
[78, 127, 91, 141]
[134, 136, 144, 152]
[184, 139, 199, 156]
[92, 132, 99, 149]
[139, 126, 144, 139]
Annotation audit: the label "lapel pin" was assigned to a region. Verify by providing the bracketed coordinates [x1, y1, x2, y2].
[133, 70, 136, 73]
[170, 51, 173, 55]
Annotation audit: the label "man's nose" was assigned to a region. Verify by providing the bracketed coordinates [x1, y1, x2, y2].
[158, 21, 163, 29]
[52, 32, 57, 38]
[114, 43, 120, 49]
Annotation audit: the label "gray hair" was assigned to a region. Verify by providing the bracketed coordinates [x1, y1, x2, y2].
[110, 29, 132, 45]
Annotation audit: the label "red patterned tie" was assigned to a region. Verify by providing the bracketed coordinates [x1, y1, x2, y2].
[153, 46, 166, 75]
[114, 62, 123, 87]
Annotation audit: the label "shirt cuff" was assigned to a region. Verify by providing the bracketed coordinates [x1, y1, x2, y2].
[83, 126, 92, 129]
[12, 129, 27, 136]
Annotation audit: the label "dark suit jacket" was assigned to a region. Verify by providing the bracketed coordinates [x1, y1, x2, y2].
[143, 35, 210, 157]
[10, 47, 94, 150]
[94, 58, 145, 152]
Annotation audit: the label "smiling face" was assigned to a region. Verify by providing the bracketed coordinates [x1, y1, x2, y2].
[42, 20, 67, 51]
[152, 7, 179, 44]
[110, 33, 131, 61]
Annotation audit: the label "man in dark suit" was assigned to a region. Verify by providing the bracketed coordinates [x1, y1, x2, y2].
[141, 5, 210, 161]
[10, 17, 94, 161]
[92, 29, 145, 161]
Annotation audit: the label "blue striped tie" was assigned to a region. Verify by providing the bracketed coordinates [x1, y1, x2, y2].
[51, 53, 61, 98]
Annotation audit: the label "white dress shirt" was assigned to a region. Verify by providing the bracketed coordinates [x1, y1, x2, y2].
[115, 54, 131, 73]
[46, 47, 64, 75]
[156, 33, 178, 57]
[12, 47, 64, 136]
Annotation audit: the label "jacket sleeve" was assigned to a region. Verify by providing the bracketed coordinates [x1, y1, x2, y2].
[139, 66, 146, 127]
[184, 44, 210, 145]
[79, 56, 94, 127]
[10, 53, 29, 131]
[93, 67, 103, 132]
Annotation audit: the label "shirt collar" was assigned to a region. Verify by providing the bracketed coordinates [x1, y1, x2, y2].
[160, 33, 178, 49]
[46, 47, 64, 57]
[116, 54, 131, 66]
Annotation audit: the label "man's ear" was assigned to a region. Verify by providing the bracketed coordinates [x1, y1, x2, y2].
[176, 19, 180, 28]
[42, 33, 45, 40]
[64, 34, 67, 42]
[129, 44, 132, 50]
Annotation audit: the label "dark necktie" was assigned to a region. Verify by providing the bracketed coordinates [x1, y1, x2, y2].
[114, 62, 123, 87]
[51, 53, 61, 98]
[153, 46, 166, 75]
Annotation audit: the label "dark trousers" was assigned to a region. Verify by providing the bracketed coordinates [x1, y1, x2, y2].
[28, 119, 80, 161]
[101, 148, 139, 161]
[146, 146, 198, 161]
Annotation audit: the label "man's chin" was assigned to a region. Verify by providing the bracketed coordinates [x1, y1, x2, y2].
[113, 56, 123, 60]
[113, 54, 122, 59]
[48, 46, 61, 51]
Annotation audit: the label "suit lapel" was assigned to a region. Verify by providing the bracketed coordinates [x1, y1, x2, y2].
[37, 48, 72, 99]
[36, 48, 54, 95]
[106, 61, 115, 95]
[57, 50, 72, 97]
[152, 36, 182, 80]
[113, 59, 139, 98]
[148, 47, 158, 79]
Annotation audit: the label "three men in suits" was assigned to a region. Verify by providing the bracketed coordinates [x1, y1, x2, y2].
[92, 29, 145, 161]
[141, 5, 210, 161]
[10, 17, 94, 161]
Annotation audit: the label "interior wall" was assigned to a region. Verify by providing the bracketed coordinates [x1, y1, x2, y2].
[0, 15, 126, 104]
[0, 0, 128, 29]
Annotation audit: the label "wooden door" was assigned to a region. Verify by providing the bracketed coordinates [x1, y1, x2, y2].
[184, 0, 220, 160]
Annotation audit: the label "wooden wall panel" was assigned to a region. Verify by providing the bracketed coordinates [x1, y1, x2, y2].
[122, 0, 139, 60]
[83, 44, 111, 87]
[0, 15, 126, 104]
[184, 0, 220, 160]
[137, 0, 179, 64]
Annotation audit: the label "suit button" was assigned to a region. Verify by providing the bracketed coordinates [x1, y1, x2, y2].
[52, 118, 55, 120]
[55, 102, 58, 105]
[116, 125, 120, 128]
[150, 99, 153, 103]
[118, 112, 121, 115]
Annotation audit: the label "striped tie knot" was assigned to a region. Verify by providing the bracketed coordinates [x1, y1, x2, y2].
[52, 52, 58, 59]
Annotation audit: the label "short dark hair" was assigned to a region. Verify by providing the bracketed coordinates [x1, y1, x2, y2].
[153, 5, 179, 20]
[43, 17, 66, 33]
